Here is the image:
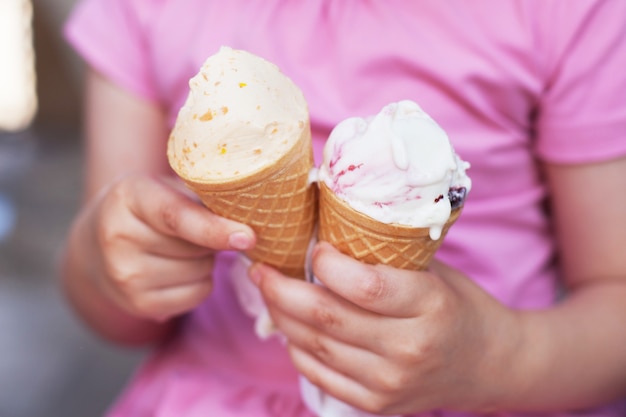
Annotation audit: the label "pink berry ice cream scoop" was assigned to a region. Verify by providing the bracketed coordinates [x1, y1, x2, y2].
[315, 100, 471, 271]
[318, 99, 471, 241]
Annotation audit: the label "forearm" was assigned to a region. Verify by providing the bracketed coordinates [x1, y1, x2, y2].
[501, 158, 626, 411]
[501, 281, 626, 412]
[61, 209, 175, 346]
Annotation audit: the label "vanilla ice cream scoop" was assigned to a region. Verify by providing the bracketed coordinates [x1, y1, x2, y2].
[318, 100, 471, 240]
[168, 46, 308, 182]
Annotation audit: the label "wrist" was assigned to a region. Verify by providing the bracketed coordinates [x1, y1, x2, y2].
[473, 306, 531, 413]
[480, 307, 559, 413]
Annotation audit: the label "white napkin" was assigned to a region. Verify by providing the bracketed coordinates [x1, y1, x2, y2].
[229, 253, 278, 339]
[229, 252, 398, 417]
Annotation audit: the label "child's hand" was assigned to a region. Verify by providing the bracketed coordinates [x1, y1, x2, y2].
[80, 174, 255, 322]
[251, 241, 520, 415]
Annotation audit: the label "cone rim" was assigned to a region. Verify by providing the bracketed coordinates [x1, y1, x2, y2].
[318, 181, 462, 240]
[169, 121, 311, 191]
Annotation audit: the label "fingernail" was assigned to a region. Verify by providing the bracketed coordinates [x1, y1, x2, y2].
[229, 232, 252, 250]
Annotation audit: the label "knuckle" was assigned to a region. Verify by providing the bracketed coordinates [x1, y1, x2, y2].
[105, 176, 134, 206]
[354, 268, 387, 304]
[375, 367, 410, 394]
[159, 201, 183, 232]
[391, 333, 430, 365]
[128, 294, 157, 318]
[427, 289, 452, 316]
[360, 394, 396, 416]
[308, 334, 332, 362]
[97, 243, 142, 291]
[97, 220, 124, 249]
[107, 261, 142, 292]
[310, 299, 341, 329]
[95, 200, 133, 249]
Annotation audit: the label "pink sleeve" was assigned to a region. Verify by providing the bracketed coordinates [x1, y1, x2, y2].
[64, 0, 161, 102]
[534, 0, 626, 164]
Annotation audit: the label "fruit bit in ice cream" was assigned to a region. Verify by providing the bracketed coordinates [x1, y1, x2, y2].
[318, 100, 471, 240]
[167, 46, 308, 182]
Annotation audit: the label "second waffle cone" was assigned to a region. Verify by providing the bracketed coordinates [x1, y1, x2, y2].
[318, 182, 461, 271]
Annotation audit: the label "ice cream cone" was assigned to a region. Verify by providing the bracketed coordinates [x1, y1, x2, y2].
[167, 47, 318, 278]
[170, 124, 317, 279]
[318, 182, 461, 271]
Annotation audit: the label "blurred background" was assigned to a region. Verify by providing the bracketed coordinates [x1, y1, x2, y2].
[0, 1, 145, 416]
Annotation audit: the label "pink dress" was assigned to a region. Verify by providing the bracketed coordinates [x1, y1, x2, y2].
[65, 1, 626, 416]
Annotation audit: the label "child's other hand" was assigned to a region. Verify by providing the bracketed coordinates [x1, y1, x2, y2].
[80, 174, 255, 322]
[251, 241, 520, 415]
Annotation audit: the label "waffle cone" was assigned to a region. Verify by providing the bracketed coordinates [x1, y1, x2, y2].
[318, 182, 461, 271]
[173, 126, 317, 278]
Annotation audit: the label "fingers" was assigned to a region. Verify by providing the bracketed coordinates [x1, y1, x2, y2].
[98, 242, 215, 320]
[116, 175, 256, 251]
[125, 280, 214, 321]
[312, 241, 443, 318]
[99, 204, 214, 260]
[105, 250, 215, 291]
[254, 262, 441, 371]
[289, 344, 410, 416]
[90, 174, 241, 321]
[252, 263, 400, 356]
[278, 310, 405, 394]
[288, 346, 378, 412]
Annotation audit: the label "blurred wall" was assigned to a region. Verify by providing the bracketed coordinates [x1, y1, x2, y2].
[32, 0, 84, 134]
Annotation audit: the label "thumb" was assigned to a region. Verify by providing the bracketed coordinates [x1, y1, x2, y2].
[131, 176, 257, 251]
[311, 241, 440, 318]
